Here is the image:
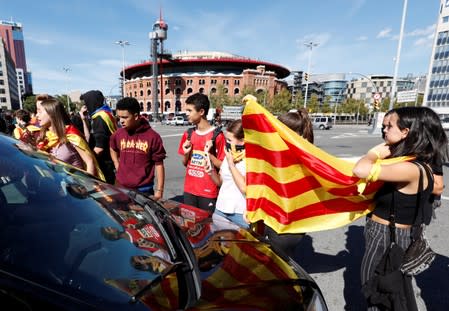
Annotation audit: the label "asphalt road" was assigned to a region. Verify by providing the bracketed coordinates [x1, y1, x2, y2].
[154, 123, 449, 311]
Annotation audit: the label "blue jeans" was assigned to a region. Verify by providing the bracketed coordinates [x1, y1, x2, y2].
[214, 210, 249, 229]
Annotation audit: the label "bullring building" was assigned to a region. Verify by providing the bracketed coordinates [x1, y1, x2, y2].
[122, 51, 290, 114]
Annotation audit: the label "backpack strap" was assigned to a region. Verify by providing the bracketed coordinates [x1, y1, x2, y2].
[186, 126, 223, 156]
[210, 126, 223, 156]
[186, 127, 195, 141]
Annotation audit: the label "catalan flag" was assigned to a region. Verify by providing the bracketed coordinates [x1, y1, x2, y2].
[92, 105, 117, 134]
[242, 96, 408, 234]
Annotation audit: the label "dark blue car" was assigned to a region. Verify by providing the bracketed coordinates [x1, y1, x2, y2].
[0, 134, 327, 310]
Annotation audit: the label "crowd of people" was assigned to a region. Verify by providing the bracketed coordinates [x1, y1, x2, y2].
[1, 90, 448, 310]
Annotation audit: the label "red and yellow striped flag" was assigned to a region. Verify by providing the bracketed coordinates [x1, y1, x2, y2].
[242, 96, 407, 234]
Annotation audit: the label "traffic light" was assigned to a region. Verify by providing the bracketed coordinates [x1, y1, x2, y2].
[304, 72, 309, 81]
[374, 99, 380, 111]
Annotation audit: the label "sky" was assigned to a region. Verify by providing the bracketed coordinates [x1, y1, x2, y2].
[0, 0, 440, 97]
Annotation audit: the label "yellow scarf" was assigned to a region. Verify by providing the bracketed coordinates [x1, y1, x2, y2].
[41, 126, 106, 182]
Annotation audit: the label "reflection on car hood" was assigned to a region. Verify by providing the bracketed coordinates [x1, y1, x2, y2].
[161, 200, 308, 310]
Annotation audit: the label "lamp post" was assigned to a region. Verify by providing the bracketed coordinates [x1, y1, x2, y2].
[303, 41, 319, 108]
[389, 0, 408, 110]
[62, 67, 71, 113]
[115, 40, 130, 98]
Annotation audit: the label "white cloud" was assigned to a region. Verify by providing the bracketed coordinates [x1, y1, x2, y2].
[348, 0, 367, 16]
[27, 36, 53, 45]
[407, 24, 435, 37]
[377, 27, 392, 39]
[295, 33, 331, 67]
[98, 59, 122, 67]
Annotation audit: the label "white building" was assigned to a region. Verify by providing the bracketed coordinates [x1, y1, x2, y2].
[424, 0, 449, 113]
[0, 38, 19, 110]
[347, 75, 415, 107]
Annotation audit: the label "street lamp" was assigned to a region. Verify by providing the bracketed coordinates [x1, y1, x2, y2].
[62, 67, 71, 113]
[303, 41, 319, 108]
[115, 40, 130, 98]
[389, 0, 408, 110]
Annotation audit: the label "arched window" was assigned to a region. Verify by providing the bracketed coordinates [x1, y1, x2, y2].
[199, 87, 204, 94]
[175, 88, 182, 95]
[165, 101, 170, 110]
[210, 87, 217, 94]
[147, 89, 151, 96]
[140, 90, 143, 96]
[175, 100, 181, 112]
[147, 102, 151, 111]
[165, 88, 170, 95]
[187, 87, 193, 94]
[234, 88, 240, 95]
[139, 102, 143, 111]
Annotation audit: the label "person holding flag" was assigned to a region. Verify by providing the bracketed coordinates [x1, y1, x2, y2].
[262, 108, 315, 257]
[353, 106, 448, 310]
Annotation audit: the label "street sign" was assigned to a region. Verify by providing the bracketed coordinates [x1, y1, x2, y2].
[373, 93, 381, 100]
[397, 89, 417, 103]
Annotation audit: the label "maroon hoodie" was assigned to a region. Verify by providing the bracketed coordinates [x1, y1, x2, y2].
[110, 118, 166, 189]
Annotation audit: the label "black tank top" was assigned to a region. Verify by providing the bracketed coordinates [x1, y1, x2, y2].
[372, 162, 434, 225]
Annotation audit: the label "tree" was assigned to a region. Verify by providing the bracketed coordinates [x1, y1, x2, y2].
[306, 94, 319, 113]
[321, 96, 332, 114]
[292, 91, 304, 110]
[55, 94, 76, 113]
[22, 95, 37, 113]
[209, 84, 232, 109]
[271, 89, 292, 114]
[339, 98, 365, 115]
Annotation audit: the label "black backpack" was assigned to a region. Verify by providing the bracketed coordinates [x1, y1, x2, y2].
[186, 126, 223, 156]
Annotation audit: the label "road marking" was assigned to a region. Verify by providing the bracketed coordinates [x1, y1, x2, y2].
[161, 133, 184, 138]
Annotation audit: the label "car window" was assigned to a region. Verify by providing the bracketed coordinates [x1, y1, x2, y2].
[0, 145, 177, 304]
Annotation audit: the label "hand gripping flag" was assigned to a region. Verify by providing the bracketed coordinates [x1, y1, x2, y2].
[242, 96, 409, 234]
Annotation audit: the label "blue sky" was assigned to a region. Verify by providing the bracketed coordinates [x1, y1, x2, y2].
[0, 0, 440, 97]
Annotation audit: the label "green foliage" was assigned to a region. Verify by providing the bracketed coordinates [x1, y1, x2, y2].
[55, 94, 76, 113]
[271, 89, 292, 113]
[292, 91, 304, 110]
[22, 95, 37, 113]
[321, 96, 332, 114]
[209, 84, 232, 109]
[339, 98, 366, 114]
[305, 94, 319, 113]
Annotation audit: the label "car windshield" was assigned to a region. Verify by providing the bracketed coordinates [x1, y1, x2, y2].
[0, 140, 180, 306]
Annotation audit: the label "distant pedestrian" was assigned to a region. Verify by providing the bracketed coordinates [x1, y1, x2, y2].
[13, 109, 40, 144]
[71, 103, 90, 140]
[110, 97, 166, 199]
[0, 110, 8, 133]
[178, 93, 226, 212]
[80, 90, 117, 184]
